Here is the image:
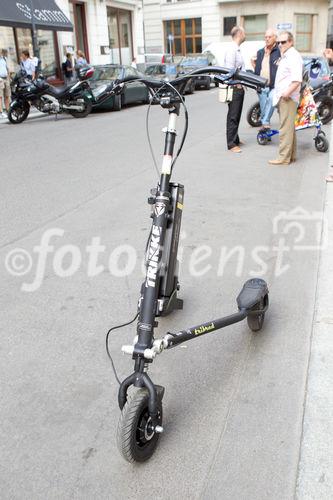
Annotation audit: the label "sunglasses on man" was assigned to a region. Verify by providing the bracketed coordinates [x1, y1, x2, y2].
[278, 40, 288, 45]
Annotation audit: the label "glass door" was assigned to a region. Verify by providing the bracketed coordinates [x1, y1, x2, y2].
[107, 7, 120, 64]
[107, 7, 133, 65]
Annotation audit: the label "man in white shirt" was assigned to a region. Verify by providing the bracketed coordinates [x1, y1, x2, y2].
[269, 31, 303, 165]
[224, 26, 246, 153]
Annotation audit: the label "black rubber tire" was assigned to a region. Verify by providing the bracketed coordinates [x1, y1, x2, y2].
[315, 133, 329, 152]
[247, 102, 261, 127]
[187, 80, 195, 94]
[257, 133, 268, 145]
[69, 96, 92, 118]
[113, 94, 122, 111]
[315, 96, 333, 125]
[8, 101, 30, 124]
[117, 388, 162, 463]
[247, 294, 268, 332]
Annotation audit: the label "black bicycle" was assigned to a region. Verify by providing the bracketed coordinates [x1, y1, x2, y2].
[106, 66, 270, 463]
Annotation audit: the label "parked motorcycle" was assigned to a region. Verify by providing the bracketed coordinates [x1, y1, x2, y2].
[8, 66, 94, 124]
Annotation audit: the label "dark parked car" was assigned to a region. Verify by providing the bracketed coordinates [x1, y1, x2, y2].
[89, 64, 149, 111]
[177, 53, 217, 90]
[144, 63, 195, 94]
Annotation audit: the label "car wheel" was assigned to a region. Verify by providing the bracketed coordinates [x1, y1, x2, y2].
[186, 80, 195, 94]
[113, 94, 122, 111]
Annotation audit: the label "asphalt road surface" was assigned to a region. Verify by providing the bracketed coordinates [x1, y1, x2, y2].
[0, 88, 328, 499]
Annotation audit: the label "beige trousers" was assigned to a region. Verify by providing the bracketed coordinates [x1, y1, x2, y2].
[277, 98, 298, 162]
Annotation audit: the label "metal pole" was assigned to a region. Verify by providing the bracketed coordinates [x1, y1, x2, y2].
[141, 0, 147, 58]
[29, 0, 39, 59]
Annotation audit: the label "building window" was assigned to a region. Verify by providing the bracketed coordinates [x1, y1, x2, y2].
[107, 7, 133, 65]
[243, 15, 267, 41]
[164, 18, 201, 56]
[223, 17, 237, 36]
[296, 14, 313, 52]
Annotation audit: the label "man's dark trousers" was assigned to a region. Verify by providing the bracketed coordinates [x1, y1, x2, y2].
[226, 87, 244, 149]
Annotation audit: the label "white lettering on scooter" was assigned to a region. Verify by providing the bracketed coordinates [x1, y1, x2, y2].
[145, 225, 162, 288]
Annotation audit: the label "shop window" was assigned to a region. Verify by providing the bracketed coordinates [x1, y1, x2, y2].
[16, 28, 33, 56]
[296, 14, 313, 52]
[223, 17, 237, 36]
[37, 30, 57, 78]
[243, 15, 267, 41]
[0, 27, 18, 74]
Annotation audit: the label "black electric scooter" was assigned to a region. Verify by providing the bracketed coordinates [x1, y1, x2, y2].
[106, 67, 270, 463]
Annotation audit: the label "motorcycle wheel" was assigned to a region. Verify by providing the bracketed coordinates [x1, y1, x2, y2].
[247, 102, 261, 127]
[69, 96, 92, 118]
[315, 96, 333, 125]
[8, 101, 30, 124]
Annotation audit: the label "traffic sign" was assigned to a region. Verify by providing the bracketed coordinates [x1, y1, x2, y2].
[277, 23, 293, 30]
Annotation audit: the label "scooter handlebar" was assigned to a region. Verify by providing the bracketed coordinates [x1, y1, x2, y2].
[112, 67, 268, 94]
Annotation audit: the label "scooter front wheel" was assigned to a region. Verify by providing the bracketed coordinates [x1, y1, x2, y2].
[117, 388, 163, 463]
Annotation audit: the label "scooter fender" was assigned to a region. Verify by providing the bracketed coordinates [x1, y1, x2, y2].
[236, 278, 269, 313]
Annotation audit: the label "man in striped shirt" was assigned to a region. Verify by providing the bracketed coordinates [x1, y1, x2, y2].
[224, 26, 246, 153]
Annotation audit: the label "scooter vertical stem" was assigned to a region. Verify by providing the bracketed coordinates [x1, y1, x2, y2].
[136, 107, 179, 352]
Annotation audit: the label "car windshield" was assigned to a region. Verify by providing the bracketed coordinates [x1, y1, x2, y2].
[180, 56, 208, 66]
[91, 66, 123, 81]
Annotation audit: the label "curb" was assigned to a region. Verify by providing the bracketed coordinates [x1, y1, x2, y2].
[296, 128, 333, 497]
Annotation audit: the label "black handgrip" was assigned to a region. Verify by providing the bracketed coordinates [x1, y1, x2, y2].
[235, 69, 267, 88]
[175, 66, 267, 89]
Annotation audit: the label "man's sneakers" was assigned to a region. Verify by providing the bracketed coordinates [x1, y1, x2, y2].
[1, 111, 7, 119]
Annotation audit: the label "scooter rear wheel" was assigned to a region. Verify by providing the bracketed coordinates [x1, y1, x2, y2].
[117, 388, 163, 463]
[315, 96, 333, 125]
[247, 294, 269, 332]
[247, 102, 261, 127]
[315, 132, 329, 153]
